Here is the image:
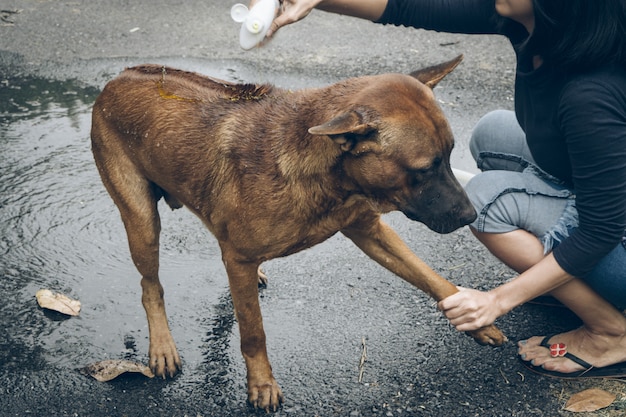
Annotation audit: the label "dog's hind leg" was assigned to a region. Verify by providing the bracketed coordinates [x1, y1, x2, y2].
[127, 194, 182, 378]
[92, 141, 182, 378]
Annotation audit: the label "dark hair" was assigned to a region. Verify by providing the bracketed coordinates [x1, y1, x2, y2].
[508, 0, 626, 73]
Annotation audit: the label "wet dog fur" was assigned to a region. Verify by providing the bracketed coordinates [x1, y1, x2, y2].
[90, 55, 506, 411]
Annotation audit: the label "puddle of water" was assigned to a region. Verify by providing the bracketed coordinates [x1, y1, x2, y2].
[0, 63, 508, 417]
[0, 62, 478, 412]
[0, 74, 239, 376]
[0, 62, 339, 404]
[0, 65, 420, 410]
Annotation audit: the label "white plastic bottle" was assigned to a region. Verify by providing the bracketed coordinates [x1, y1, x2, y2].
[231, 0, 280, 50]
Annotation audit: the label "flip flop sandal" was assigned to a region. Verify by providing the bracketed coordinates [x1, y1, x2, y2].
[518, 334, 626, 379]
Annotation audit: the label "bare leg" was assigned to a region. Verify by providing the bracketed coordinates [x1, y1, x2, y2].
[472, 227, 626, 372]
[470, 227, 543, 273]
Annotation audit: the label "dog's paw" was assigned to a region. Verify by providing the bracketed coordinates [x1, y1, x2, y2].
[148, 341, 182, 378]
[467, 324, 508, 347]
[247, 379, 284, 413]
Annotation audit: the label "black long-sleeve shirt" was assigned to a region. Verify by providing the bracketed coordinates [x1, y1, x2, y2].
[378, 0, 626, 278]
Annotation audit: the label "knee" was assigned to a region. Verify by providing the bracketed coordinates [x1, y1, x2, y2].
[465, 171, 505, 211]
[469, 110, 515, 160]
[464, 171, 524, 233]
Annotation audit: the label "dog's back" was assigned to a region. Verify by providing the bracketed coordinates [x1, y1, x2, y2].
[90, 65, 354, 252]
[99, 64, 274, 105]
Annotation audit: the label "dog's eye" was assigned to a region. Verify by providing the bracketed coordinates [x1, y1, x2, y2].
[409, 166, 432, 177]
[408, 158, 442, 185]
[413, 167, 431, 175]
[409, 157, 441, 175]
[408, 168, 429, 187]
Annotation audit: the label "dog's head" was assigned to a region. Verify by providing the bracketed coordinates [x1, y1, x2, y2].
[309, 55, 476, 234]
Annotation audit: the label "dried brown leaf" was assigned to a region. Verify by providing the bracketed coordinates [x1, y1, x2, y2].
[35, 289, 81, 316]
[564, 388, 616, 412]
[80, 360, 155, 382]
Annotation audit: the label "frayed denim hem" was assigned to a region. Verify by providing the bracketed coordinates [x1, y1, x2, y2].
[540, 198, 578, 254]
[523, 165, 568, 187]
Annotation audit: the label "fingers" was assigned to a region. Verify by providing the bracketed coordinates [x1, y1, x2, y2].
[266, 0, 317, 38]
[437, 290, 497, 332]
[266, 13, 297, 38]
[437, 290, 468, 316]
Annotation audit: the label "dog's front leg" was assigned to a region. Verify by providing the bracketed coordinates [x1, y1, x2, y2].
[342, 216, 507, 346]
[224, 258, 284, 412]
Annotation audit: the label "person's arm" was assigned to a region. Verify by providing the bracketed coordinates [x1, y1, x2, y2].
[553, 77, 626, 277]
[262, 0, 500, 39]
[261, 0, 387, 38]
[315, 0, 387, 19]
[438, 253, 574, 331]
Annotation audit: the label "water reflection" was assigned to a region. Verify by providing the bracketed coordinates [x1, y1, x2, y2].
[0, 73, 240, 396]
[0, 70, 396, 414]
[0, 73, 225, 372]
[0, 76, 102, 371]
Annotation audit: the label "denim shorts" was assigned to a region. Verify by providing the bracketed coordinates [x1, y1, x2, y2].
[464, 110, 626, 309]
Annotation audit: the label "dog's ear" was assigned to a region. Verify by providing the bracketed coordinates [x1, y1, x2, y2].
[409, 54, 463, 89]
[308, 110, 377, 151]
[308, 110, 375, 136]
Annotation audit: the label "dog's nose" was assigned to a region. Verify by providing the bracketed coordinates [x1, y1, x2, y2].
[459, 205, 477, 226]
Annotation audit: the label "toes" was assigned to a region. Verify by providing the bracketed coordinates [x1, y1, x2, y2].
[519, 341, 549, 360]
[248, 382, 283, 412]
[517, 335, 586, 373]
[149, 344, 182, 378]
[517, 336, 544, 353]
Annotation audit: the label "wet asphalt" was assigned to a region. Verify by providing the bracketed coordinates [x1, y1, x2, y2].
[0, 1, 618, 416]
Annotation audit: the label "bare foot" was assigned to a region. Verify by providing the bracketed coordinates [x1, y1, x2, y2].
[518, 326, 626, 374]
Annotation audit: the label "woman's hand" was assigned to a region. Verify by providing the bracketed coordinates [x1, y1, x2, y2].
[272, 0, 325, 37]
[249, 0, 388, 38]
[437, 287, 504, 332]
[247, 0, 322, 38]
[437, 254, 575, 332]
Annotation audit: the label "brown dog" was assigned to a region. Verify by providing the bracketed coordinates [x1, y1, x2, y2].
[91, 55, 506, 411]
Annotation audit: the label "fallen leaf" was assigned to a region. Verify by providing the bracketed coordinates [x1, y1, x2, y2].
[35, 289, 81, 316]
[80, 360, 155, 382]
[564, 388, 616, 412]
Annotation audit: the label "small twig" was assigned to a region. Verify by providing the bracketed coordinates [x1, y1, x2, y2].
[447, 263, 466, 271]
[498, 368, 510, 384]
[358, 337, 367, 383]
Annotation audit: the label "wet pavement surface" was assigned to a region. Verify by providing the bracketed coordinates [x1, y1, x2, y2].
[1, 2, 624, 416]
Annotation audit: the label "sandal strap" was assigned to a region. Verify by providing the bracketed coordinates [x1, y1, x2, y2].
[539, 335, 594, 370]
